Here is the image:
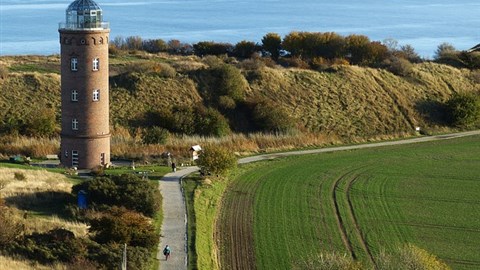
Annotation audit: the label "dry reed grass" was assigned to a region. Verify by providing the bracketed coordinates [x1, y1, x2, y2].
[23, 215, 88, 237]
[0, 168, 88, 238]
[0, 168, 71, 195]
[0, 255, 66, 270]
[0, 135, 59, 158]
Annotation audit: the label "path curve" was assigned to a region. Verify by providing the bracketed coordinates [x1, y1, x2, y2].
[158, 129, 480, 269]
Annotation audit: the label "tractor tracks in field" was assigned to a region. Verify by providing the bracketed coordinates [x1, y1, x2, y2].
[216, 178, 259, 270]
[331, 167, 376, 267]
[345, 175, 376, 267]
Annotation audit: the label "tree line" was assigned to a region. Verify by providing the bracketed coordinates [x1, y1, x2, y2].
[110, 32, 423, 68]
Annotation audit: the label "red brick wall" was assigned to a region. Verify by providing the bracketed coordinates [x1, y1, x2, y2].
[59, 29, 110, 169]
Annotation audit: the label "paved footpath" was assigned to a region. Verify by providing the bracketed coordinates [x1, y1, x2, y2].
[158, 166, 198, 270]
[158, 129, 480, 269]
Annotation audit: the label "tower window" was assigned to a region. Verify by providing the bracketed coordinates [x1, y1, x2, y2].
[71, 90, 78, 101]
[72, 118, 78, 130]
[93, 58, 99, 71]
[71, 57, 78, 71]
[93, 89, 100, 101]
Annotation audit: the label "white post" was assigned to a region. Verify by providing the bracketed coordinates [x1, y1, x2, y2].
[121, 243, 127, 270]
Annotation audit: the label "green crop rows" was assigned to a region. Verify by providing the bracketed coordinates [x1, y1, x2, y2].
[218, 135, 480, 269]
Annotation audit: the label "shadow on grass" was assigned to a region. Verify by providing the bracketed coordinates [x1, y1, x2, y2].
[5, 191, 74, 218]
[415, 99, 449, 126]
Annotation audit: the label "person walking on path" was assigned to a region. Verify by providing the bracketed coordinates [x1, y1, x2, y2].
[163, 245, 171, 261]
[171, 162, 176, 172]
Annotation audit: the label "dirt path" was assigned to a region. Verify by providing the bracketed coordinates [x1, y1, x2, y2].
[158, 130, 480, 269]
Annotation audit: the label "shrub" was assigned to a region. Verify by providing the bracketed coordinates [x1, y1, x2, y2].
[376, 244, 450, 270]
[0, 64, 8, 79]
[457, 51, 480, 69]
[239, 57, 266, 70]
[14, 171, 26, 181]
[142, 126, 169, 144]
[202, 55, 225, 68]
[85, 241, 122, 269]
[278, 57, 310, 69]
[24, 108, 58, 137]
[252, 100, 296, 133]
[210, 64, 247, 104]
[9, 228, 87, 264]
[446, 92, 480, 127]
[72, 174, 161, 217]
[293, 252, 362, 270]
[196, 145, 237, 176]
[385, 56, 413, 76]
[195, 107, 231, 137]
[89, 207, 158, 249]
[125, 246, 154, 270]
[470, 69, 480, 84]
[157, 62, 176, 78]
[218, 95, 237, 110]
[0, 207, 24, 246]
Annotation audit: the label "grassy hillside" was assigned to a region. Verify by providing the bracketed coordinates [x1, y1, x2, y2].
[0, 53, 479, 155]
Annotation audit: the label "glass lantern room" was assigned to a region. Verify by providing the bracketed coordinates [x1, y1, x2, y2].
[62, 0, 108, 30]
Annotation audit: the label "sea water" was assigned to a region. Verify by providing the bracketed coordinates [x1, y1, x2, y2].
[0, 0, 479, 57]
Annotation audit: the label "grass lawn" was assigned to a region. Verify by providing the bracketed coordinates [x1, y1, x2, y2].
[217, 135, 480, 270]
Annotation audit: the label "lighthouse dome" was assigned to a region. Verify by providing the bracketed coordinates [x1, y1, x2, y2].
[65, 0, 105, 29]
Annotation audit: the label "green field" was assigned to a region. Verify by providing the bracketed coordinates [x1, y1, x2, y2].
[217, 135, 480, 269]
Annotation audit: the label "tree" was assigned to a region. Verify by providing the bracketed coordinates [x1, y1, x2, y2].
[125, 36, 143, 50]
[346, 35, 388, 66]
[262, 33, 282, 60]
[142, 126, 169, 144]
[196, 145, 237, 176]
[142, 39, 167, 53]
[282, 31, 305, 57]
[233, 40, 258, 59]
[398, 44, 421, 63]
[252, 100, 296, 133]
[25, 108, 57, 137]
[194, 41, 233, 56]
[195, 107, 231, 137]
[434, 42, 457, 60]
[210, 64, 248, 105]
[446, 92, 480, 127]
[383, 38, 399, 52]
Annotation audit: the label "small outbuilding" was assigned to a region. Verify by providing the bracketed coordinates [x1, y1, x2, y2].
[190, 145, 202, 161]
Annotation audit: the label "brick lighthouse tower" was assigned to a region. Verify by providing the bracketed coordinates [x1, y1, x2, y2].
[59, 0, 110, 169]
